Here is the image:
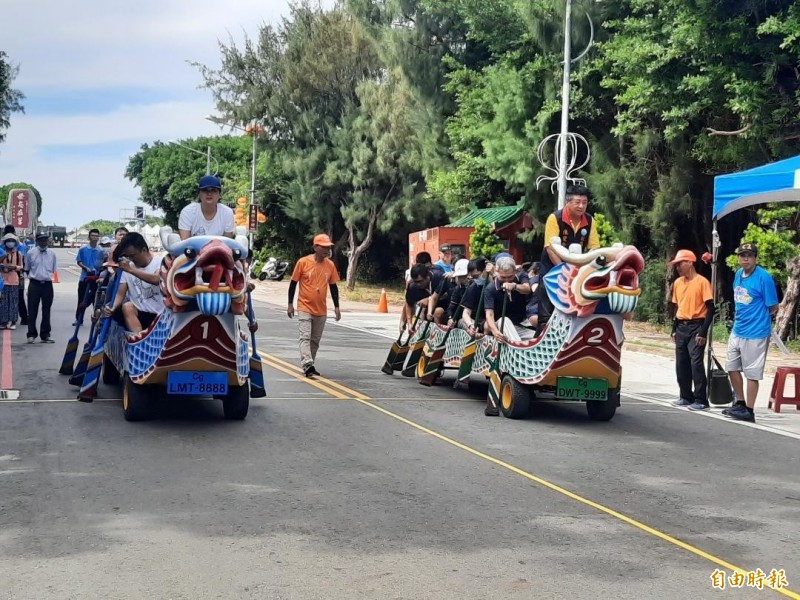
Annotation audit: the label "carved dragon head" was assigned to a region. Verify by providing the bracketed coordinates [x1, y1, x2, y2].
[544, 238, 644, 317]
[158, 228, 249, 316]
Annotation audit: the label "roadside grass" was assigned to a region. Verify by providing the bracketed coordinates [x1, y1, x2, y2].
[341, 282, 406, 305]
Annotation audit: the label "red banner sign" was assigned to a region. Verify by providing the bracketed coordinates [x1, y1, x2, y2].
[7, 189, 34, 230]
[248, 204, 258, 234]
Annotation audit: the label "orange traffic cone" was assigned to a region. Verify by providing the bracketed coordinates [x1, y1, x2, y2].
[52, 270, 60, 283]
[377, 288, 388, 313]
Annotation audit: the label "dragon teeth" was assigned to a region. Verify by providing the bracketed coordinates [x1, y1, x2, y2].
[608, 292, 638, 313]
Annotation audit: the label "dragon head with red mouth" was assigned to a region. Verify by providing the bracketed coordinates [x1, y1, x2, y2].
[158, 229, 249, 316]
[545, 238, 645, 318]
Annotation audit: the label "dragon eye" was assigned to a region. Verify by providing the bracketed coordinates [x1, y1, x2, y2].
[595, 255, 607, 267]
[184, 247, 197, 260]
[232, 249, 242, 261]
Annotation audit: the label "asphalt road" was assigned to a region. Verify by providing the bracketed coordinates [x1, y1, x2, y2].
[0, 248, 798, 599]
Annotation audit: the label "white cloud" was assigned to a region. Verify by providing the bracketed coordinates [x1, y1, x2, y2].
[0, 0, 313, 228]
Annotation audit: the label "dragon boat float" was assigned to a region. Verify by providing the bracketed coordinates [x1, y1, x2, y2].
[383, 239, 644, 421]
[81, 227, 265, 421]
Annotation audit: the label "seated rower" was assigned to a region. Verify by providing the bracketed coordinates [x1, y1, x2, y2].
[103, 232, 164, 337]
[446, 258, 472, 327]
[401, 263, 451, 329]
[458, 258, 489, 336]
[483, 255, 534, 342]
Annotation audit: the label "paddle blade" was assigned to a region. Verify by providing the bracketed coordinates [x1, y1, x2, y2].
[77, 350, 104, 401]
[382, 340, 405, 375]
[58, 339, 79, 375]
[249, 356, 266, 398]
[487, 370, 501, 408]
[401, 340, 426, 377]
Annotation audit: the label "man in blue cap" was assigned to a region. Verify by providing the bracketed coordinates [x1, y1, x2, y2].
[178, 175, 235, 239]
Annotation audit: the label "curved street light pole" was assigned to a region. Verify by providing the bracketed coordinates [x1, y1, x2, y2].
[557, 0, 573, 210]
[168, 140, 217, 175]
[205, 115, 262, 244]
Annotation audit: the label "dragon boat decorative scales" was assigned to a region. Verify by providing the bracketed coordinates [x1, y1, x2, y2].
[391, 238, 644, 421]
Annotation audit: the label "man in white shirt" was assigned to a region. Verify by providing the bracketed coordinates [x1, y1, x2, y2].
[25, 232, 58, 343]
[178, 175, 235, 239]
[103, 232, 164, 336]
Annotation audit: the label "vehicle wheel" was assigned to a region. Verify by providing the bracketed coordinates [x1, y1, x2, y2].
[223, 383, 250, 420]
[416, 355, 427, 379]
[102, 355, 120, 385]
[258, 272, 267, 281]
[500, 374, 530, 419]
[123, 375, 153, 421]
[586, 387, 619, 421]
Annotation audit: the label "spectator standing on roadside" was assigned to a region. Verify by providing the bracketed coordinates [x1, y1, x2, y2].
[75, 228, 105, 324]
[0, 233, 24, 329]
[287, 234, 342, 378]
[3, 225, 28, 325]
[25, 232, 58, 343]
[669, 249, 714, 411]
[725, 242, 779, 423]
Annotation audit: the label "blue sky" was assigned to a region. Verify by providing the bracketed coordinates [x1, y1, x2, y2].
[0, 0, 299, 230]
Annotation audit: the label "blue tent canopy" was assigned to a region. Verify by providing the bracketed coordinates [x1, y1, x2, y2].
[713, 154, 800, 220]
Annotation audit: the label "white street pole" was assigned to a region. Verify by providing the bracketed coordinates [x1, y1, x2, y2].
[206, 146, 211, 175]
[557, 0, 573, 210]
[249, 128, 257, 248]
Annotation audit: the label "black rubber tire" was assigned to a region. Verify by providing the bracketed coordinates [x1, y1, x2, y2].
[123, 374, 153, 422]
[586, 387, 619, 421]
[258, 272, 267, 281]
[275, 274, 285, 282]
[500, 374, 530, 419]
[102, 355, 120, 385]
[223, 383, 250, 420]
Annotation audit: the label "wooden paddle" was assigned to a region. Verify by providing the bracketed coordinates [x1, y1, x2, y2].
[400, 276, 448, 377]
[454, 282, 485, 389]
[246, 293, 266, 398]
[77, 269, 123, 402]
[58, 275, 98, 375]
[418, 285, 470, 386]
[69, 273, 111, 387]
[381, 305, 422, 375]
[485, 293, 508, 416]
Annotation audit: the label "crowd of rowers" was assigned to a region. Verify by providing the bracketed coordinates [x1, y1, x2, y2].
[400, 186, 601, 344]
[400, 246, 542, 344]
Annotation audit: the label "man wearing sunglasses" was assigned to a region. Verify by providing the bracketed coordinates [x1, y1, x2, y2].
[178, 175, 235, 240]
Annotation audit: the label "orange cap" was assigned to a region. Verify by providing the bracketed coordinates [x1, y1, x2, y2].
[313, 233, 334, 247]
[669, 249, 696, 265]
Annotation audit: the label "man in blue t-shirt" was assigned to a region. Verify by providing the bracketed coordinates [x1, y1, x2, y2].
[725, 242, 779, 423]
[75, 228, 106, 324]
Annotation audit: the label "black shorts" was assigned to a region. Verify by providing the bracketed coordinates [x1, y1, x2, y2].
[112, 305, 158, 331]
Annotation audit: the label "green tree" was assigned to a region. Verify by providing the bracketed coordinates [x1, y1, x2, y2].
[125, 136, 253, 227]
[469, 218, 504, 259]
[80, 220, 121, 236]
[0, 51, 24, 144]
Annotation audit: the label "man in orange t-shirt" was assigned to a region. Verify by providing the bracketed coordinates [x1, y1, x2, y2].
[669, 249, 715, 410]
[287, 233, 342, 377]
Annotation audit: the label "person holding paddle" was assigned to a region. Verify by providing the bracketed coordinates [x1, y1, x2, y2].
[483, 255, 534, 343]
[102, 233, 164, 338]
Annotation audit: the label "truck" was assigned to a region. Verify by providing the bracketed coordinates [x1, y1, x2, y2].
[36, 225, 68, 247]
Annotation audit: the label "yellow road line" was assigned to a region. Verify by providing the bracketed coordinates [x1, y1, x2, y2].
[263, 353, 369, 399]
[258, 356, 799, 598]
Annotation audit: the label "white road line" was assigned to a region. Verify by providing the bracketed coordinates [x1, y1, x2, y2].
[624, 392, 800, 441]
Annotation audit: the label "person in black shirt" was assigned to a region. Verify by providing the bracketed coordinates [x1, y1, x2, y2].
[484, 256, 534, 342]
[402, 264, 451, 328]
[459, 258, 489, 336]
